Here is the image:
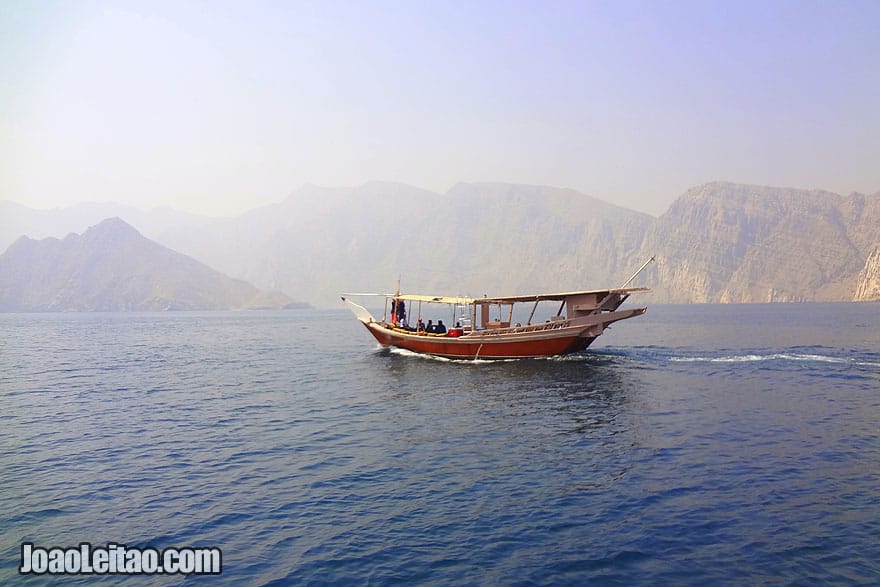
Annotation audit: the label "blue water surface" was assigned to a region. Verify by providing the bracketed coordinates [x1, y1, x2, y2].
[1, 303, 879, 584]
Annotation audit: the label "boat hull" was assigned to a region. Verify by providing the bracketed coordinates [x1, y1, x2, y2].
[360, 307, 646, 359]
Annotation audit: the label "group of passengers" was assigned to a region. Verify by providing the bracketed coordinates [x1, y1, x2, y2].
[390, 299, 450, 334]
[416, 318, 446, 334]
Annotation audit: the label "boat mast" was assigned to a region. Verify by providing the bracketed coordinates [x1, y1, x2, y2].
[398, 276, 403, 325]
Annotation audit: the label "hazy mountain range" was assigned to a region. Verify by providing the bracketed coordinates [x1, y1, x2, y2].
[0, 218, 295, 311]
[2, 181, 879, 308]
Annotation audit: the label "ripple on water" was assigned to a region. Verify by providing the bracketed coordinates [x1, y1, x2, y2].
[2, 307, 880, 584]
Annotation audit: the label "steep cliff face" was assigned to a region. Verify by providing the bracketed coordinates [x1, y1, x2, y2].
[854, 246, 880, 301]
[638, 183, 880, 303]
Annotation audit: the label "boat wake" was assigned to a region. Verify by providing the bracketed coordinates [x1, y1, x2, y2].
[608, 346, 879, 367]
[382, 346, 517, 364]
[379, 346, 631, 365]
[377, 344, 880, 370]
[669, 353, 880, 367]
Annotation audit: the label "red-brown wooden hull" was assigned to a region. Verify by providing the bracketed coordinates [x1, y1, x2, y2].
[362, 322, 603, 359]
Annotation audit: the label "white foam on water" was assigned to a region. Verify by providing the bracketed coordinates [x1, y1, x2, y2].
[384, 346, 518, 364]
[379, 345, 880, 369]
[670, 353, 880, 367]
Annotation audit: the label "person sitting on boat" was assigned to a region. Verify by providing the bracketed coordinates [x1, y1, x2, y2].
[426, 320, 434, 333]
[435, 320, 447, 334]
[417, 318, 425, 332]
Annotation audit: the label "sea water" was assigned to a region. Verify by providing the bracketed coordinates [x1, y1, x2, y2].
[1, 304, 878, 584]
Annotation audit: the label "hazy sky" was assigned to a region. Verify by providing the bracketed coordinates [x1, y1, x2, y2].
[2, 0, 878, 217]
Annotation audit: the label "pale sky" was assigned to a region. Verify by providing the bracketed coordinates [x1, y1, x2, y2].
[2, 0, 878, 217]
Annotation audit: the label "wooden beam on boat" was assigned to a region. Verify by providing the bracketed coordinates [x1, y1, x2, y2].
[526, 299, 540, 325]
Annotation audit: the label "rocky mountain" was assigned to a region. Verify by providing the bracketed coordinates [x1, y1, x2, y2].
[637, 183, 880, 303]
[154, 181, 880, 305]
[0, 200, 214, 254]
[3, 181, 878, 306]
[854, 245, 880, 301]
[0, 218, 296, 311]
[152, 182, 654, 305]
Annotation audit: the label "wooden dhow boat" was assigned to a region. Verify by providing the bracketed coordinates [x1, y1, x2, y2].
[343, 258, 654, 360]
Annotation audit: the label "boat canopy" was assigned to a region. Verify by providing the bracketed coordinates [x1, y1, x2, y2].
[343, 286, 650, 305]
[342, 293, 472, 305]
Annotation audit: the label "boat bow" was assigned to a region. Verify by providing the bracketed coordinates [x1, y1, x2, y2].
[341, 297, 375, 324]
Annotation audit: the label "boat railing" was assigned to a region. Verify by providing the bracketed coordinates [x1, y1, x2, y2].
[384, 318, 578, 337]
[470, 319, 572, 336]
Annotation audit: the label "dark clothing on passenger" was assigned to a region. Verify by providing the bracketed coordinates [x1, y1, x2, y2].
[435, 320, 447, 334]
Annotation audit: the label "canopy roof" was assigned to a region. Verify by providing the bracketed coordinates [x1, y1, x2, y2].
[343, 287, 650, 305]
